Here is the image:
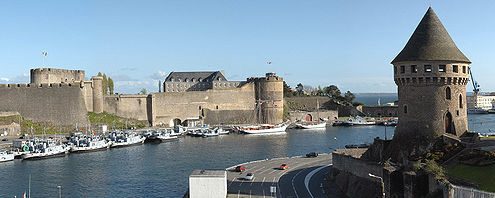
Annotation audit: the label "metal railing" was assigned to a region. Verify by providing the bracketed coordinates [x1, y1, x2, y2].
[451, 184, 495, 198]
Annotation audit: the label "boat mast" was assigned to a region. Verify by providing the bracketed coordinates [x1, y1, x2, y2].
[316, 99, 320, 123]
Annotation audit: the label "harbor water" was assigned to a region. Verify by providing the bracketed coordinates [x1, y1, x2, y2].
[0, 114, 493, 197]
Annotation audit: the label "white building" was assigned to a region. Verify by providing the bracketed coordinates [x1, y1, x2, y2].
[189, 170, 226, 198]
[467, 94, 495, 110]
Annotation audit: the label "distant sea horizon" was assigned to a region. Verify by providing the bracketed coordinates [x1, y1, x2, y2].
[354, 93, 398, 106]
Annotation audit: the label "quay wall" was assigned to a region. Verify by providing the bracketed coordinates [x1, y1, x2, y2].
[332, 151, 383, 178]
[104, 94, 150, 121]
[203, 109, 255, 125]
[288, 110, 338, 122]
[0, 83, 89, 125]
[362, 106, 398, 117]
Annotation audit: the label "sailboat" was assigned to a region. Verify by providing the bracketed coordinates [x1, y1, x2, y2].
[295, 99, 327, 129]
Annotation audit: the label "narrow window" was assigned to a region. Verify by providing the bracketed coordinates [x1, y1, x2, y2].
[424, 65, 432, 72]
[400, 66, 405, 73]
[462, 66, 466, 73]
[404, 105, 408, 114]
[453, 65, 458, 73]
[411, 65, 418, 73]
[439, 65, 446, 72]
[459, 94, 463, 108]
[446, 87, 451, 100]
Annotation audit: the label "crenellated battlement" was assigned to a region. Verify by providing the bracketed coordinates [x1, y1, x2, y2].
[30, 67, 86, 84]
[0, 82, 85, 89]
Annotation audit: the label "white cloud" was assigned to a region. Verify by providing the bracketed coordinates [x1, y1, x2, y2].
[0, 77, 10, 82]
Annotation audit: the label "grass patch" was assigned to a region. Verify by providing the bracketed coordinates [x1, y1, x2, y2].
[88, 112, 148, 130]
[0, 115, 72, 135]
[481, 136, 495, 140]
[447, 164, 495, 192]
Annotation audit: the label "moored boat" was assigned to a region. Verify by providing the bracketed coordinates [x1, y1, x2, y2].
[109, 131, 145, 148]
[239, 123, 288, 134]
[69, 133, 112, 153]
[21, 140, 70, 160]
[0, 151, 14, 162]
[295, 122, 327, 129]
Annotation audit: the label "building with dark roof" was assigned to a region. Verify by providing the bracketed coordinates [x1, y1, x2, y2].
[163, 71, 243, 92]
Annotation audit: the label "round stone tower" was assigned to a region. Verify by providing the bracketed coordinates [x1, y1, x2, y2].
[91, 76, 104, 113]
[254, 73, 284, 124]
[389, 7, 471, 160]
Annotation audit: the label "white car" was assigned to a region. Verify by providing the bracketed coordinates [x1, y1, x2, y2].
[244, 173, 254, 180]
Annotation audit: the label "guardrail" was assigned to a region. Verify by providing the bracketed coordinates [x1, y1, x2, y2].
[450, 184, 495, 198]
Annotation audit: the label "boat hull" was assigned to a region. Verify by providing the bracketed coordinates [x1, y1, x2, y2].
[295, 122, 326, 129]
[21, 147, 70, 160]
[111, 137, 146, 148]
[0, 154, 14, 162]
[241, 125, 288, 134]
[70, 142, 112, 153]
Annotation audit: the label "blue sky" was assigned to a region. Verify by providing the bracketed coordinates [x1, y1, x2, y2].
[0, 1, 494, 93]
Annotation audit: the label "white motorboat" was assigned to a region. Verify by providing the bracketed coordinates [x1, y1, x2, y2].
[173, 126, 187, 136]
[240, 123, 288, 134]
[21, 141, 70, 160]
[0, 151, 14, 162]
[109, 131, 145, 148]
[344, 116, 376, 126]
[216, 127, 229, 135]
[69, 133, 112, 153]
[156, 132, 178, 141]
[295, 122, 327, 129]
[202, 129, 219, 137]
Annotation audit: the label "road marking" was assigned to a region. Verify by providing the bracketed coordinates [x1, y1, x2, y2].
[237, 190, 240, 198]
[263, 189, 265, 198]
[261, 177, 265, 186]
[303, 164, 332, 198]
[229, 178, 236, 187]
[250, 177, 256, 186]
[272, 177, 276, 185]
[249, 190, 252, 198]
[239, 178, 244, 186]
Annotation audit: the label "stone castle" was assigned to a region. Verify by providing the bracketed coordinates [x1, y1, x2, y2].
[0, 68, 283, 127]
[331, 7, 473, 197]
[389, 7, 470, 160]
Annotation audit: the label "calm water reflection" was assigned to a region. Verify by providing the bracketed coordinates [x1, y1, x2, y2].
[0, 114, 491, 197]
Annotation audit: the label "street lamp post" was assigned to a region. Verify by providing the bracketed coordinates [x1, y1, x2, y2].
[57, 186, 61, 198]
[368, 173, 385, 198]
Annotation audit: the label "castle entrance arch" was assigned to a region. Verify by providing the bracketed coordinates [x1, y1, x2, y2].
[304, 114, 313, 122]
[445, 112, 455, 135]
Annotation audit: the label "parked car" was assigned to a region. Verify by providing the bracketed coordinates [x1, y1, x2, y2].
[235, 165, 246, 172]
[306, 152, 318, 158]
[1, 138, 8, 142]
[244, 173, 254, 180]
[279, 164, 289, 170]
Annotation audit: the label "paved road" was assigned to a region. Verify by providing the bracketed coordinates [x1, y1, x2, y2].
[226, 154, 344, 198]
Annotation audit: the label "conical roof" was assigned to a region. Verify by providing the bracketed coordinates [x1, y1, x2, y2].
[392, 7, 470, 64]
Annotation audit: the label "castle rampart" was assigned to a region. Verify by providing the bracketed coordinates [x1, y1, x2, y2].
[0, 84, 89, 125]
[30, 68, 85, 84]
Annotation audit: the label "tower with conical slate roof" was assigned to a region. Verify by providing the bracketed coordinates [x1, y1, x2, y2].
[390, 7, 471, 159]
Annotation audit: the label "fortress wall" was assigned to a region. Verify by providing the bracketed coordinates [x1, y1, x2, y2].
[104, 94, 149, 121]
[362, 106, 398, 117]
[0, 84, 89, 125]
[151, 83, 255, 126]
[332, 151, 383, 179]
[203, 109, 255, 125]
[288, 110, 338, 122]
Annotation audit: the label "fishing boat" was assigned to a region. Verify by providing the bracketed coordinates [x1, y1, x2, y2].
[334, 116, 375, 126]
[173, 126, 187, 136]
[239, 123, 288, 134]
[69, 133, 112, 153]
[109, 131, 146, 148]
[156, 132, 178, 141]
[21, 139, 70, 160]
[202, 129, 219, 137]
[0, 151, 14, 162]
[295, 122, 327, 129]
[215, 127, 229, 135]
[295, 99, 327, 129]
